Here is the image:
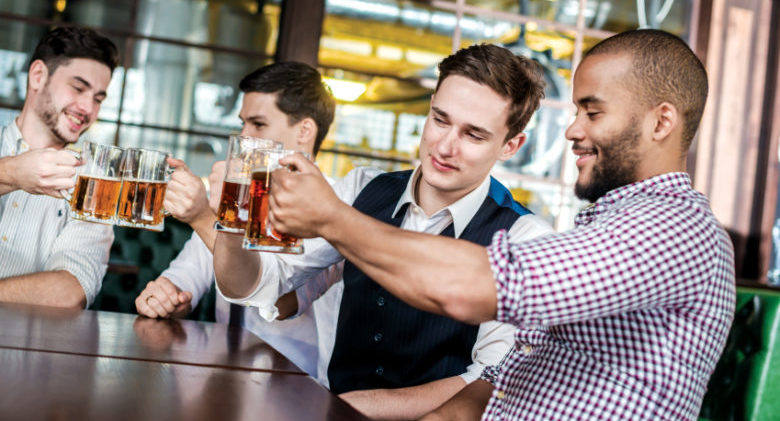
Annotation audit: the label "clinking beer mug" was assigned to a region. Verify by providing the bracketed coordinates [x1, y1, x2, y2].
[61, 141, 125, 224]
[242, 149, 310, 254]
[215, 135, 282, 234]
[115, 148, 172, 232]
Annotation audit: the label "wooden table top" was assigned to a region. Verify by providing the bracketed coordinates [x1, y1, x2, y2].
[0, 302, 302, 374]
[0, 303, 368, 421]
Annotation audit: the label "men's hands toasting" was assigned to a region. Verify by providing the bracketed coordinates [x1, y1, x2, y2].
[267, 153, 346, 239]
[3, 148, 81, 198]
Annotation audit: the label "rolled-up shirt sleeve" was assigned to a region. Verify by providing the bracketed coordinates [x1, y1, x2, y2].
[44, 219, 113, 308]
[488, 195, 718, 328]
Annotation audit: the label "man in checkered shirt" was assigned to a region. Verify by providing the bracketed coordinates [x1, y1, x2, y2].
[266, 29, 736, 420]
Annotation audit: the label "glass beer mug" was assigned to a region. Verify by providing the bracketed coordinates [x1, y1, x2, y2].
[62, 141, 125, 224]
[215, 135, 282, 234]
[115, 148, 171, 231]
[243, 149, 309, 254]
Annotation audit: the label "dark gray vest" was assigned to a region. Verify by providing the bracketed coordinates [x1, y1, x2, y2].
[328, 170, 532, 393]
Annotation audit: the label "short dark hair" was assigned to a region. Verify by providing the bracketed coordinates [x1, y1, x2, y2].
[436, 43, 546, 141]
[585, 29, 708, 148]
[29, 26, 119, 75]
[239, 62, 336, 155]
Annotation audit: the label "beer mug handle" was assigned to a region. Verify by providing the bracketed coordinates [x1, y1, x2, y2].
[59, 150, 83, 202]
[161, 166, 176, 217]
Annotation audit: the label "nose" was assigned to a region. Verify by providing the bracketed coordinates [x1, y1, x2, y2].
[565, 115, 585, 142]
[76, 93, 96, 117]
[436, 127, 458, 157]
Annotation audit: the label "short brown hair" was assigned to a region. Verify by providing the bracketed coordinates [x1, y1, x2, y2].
[436, 44, 546, 141]
[585, 29, 708, 148]
[30, 26, 119, 75]
[239, 62, 336, 156]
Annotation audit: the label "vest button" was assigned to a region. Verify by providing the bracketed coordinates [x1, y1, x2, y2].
[376, 296, 385, 307]
[375, 366, 384, 376]
[373, 333, 383, 342]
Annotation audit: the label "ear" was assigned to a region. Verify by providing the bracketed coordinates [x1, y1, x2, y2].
[651, 102, 678, 143]
[497, 132, 525, 162]
[296, 117, 317, 151]
[27, 60, 49, 92]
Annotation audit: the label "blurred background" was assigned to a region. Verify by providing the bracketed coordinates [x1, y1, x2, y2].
[0, 0, 778, 293]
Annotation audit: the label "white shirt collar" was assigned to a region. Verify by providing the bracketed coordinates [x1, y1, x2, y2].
[391, 166, 493, 238]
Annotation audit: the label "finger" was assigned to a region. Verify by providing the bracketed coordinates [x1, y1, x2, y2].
[52, 149, 82, 166]
[167, 157, 188, 169]
[135, 295, 157, 318]
[156, 278, 182, 304]
[146, 296, 171, 318]
[146, 283, 178, 313]
[278, 153, 318, 174]
[179, 290, 193, 304]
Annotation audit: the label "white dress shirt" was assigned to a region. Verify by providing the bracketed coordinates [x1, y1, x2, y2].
[0, 121, 113, 307]
[218, 166, 554, 385]
[161, 232, 341, 383]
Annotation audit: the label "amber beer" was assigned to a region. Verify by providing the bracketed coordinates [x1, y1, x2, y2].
[70, 174, 122, 221]
[216, 179, 252, 232]
[116, 178, 168, 229]
[243, 170, 302, 253]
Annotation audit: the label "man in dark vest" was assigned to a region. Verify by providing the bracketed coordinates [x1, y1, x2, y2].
[213, 44, 551, 419]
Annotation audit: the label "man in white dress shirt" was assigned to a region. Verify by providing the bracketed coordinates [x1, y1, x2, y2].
[134, 62, 339, 378]
[0, 27, 119, 308]
[213, 44, 554, 419]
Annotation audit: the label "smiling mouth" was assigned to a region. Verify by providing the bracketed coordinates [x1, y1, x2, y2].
[64, 111, 87, 129]
[572, 147, 597, 167]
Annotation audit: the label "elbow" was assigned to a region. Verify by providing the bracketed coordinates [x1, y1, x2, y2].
[436, 285, 484, 325]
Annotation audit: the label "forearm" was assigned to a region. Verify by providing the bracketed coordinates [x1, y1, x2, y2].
[319, 203, 497, 324]
[0, 270, 86, 308]
[341, 376, 466, 420]
[188, 211, 217, 253]
[213, 232, 262, 298]
[421, 379, 494, 421]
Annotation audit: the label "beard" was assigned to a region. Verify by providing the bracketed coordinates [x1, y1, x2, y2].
[574, 117, 642, 203]
[35, 81, 80, 146]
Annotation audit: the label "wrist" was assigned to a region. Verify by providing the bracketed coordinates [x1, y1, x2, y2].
[318, 201, 350, 240]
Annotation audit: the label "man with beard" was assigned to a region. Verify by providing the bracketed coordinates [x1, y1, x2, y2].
[264, 29, 736, 420]
[0, 27, 119, 308]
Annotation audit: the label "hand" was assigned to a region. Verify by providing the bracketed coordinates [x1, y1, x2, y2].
[7, 148, 81, 197]
[163, 157, 212, 224]
[135, 276, 193, 319]
[207, 160, 226, 214]
[268, 153, 344, 238]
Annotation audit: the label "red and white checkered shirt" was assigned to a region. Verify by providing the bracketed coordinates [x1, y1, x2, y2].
[482, 172, 735, 420]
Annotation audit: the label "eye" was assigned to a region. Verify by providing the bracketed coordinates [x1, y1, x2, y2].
[467, 132, 485, 141]
[586, 111, 601, 120]
[72, 85, 84, 93]
[433, 116, 447, 126]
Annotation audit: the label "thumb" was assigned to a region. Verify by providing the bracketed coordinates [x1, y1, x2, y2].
[179, 290, 193, 303]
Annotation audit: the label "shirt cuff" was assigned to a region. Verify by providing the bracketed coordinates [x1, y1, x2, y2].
[480, 364, 501, 386]
[486, 230, 525, 326]
[214, 276, 280, 322]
